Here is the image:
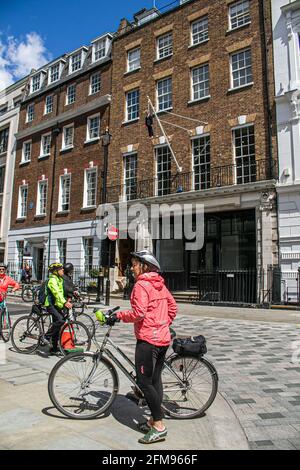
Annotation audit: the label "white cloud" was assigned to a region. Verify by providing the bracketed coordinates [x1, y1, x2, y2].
[0, 32, 52, 91]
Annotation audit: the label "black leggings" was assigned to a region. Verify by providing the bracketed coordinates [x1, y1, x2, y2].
[45, 306, 65, 347]
[135, 340, 168, 422]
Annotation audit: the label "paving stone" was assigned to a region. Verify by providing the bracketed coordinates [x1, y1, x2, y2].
[258, 413, 285, 420]
[233, 399, 256, 405]
[254, 440, 274, 447]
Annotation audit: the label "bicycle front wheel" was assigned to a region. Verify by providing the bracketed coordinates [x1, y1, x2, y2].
[74, 313, 95, 338]
[48, 352, 119, 419]
[59, 321, 91, 356]
[11, 315, 41, 354]
[22, 287, 34, 302]
[0, 308, 11, 342]
[161, 355, 218, 419]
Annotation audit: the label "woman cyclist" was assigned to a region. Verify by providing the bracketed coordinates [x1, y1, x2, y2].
[0, 264, 20, 303]
[107, 250, 177, 444]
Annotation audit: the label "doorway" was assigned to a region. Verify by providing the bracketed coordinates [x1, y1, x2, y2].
[35, 248, 44, 281]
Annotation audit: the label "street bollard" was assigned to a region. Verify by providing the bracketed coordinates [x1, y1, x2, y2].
[105, 277, 110, 306]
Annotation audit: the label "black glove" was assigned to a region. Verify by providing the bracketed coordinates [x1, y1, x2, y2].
[106, 313, 120, 326]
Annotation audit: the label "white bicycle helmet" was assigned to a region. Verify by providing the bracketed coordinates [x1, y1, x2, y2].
[130, 250, 161, 272]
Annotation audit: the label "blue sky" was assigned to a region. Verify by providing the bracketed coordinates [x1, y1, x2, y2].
[0, 0, 171, 89]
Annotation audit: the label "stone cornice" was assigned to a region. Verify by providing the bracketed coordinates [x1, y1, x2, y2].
[16, 94, 111, 140]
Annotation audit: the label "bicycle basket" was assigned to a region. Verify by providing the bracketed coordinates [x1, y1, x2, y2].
[172, 335, 207, 356]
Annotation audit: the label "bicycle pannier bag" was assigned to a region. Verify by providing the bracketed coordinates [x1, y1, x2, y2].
[172, 335, 207, 356]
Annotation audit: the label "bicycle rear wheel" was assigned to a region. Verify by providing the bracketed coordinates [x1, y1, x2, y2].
[48, 352, 119, 419]
[22, 287, 34, 302]
[161, 355, 218, 419]
[0, 308, 11, 342]
[11, 315, 41, 354]
[59, 321, 91, 356]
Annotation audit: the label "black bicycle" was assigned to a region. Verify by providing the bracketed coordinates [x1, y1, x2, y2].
[11, 307, 92, 356]
[21, 284, 41, 303]
[48, 307, 218, 419]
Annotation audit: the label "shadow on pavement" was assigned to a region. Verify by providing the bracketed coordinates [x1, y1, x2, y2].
[41, 406, 111, 420]
[111, 394, 150, 433]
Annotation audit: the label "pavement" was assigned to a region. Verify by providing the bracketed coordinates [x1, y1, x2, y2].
[1, 298, 300, 450]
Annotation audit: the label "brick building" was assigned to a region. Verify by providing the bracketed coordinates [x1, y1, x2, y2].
[107, 0, 278, 302]
[7, 33, 112, 280]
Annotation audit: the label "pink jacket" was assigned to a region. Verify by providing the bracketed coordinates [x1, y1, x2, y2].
[117, 272, 177, 346]
[0, 275, 20, 301]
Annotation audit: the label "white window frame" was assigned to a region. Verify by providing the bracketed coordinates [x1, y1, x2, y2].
[89, 72, 101, 95]
[126, 89, 140, 122]
[68, 49, 87, 75]
[21, 140, 32, 163]
[157, 32, 173, 60]
[62, 124, 74, 150]
[36, 180, 48, 216]
[191, 64, 210, 101]
[83, 167, 97, 208]
[92, 38, 107, 63]
[48, 61, 64, 84]
[44, 95, 54, 115]
[40, 133, 51, 158]
[30, 72, 45, 94]
[0, 165, 5, 194]
[155, 145, 171, 196]
[230, 48, 253, 89]
[18, 185, 28, 218]
[83, 237, 94, 273]
[57, 239, 67, 265]
[59, 174, 71, 212]
[192, 135, 211, 191]
[229, 0, 251, 31]
[233, 124, 256, 184]
[190, 16, 209, 46]
[123, 153, 137, 201]
[0, 127, 9, 154]
[127, 48, 141, 72]
[156, 77, 173, 112]
[26, 103, 34, 123]
[66, 84, 76, 105]
[86, 114, 100, 142]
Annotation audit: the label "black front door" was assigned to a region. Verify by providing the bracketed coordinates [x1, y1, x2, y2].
[36, 248, 44, 281]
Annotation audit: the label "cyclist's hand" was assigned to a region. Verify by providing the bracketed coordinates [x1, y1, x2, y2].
[106, 313, 120, 326]
[64, 301, 73, 309]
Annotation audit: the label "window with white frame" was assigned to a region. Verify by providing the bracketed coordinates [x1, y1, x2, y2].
[93, 39, 106, 62]
[90, 72, 101, 95]
[157, 77, 172, 111]
[26, 104, 34, 122]
[69, 51, 84, 74]
[49, 63, 61, 84]
[233, 125, 256, 184]
[45, 95, 53, 114]
[22, 140, 32, 163]
[84, 168, 97, 207]
[127, 48, 141, 72]
[193, 136, 210, 190]
[87, 114, 100, 140]
[124, 153, 137, 201]
[62, 124, 74, 149]
[83, 237, 93, 273]
[156, 146, 171, 196]
[31, 74, 42, 93]
[0, 166, 5, 194]
[66, 84, 76, 105]
[126, 89, 139, 121]
[229, 0, 250, 30]
[191, 16, 209, 45]
[57, 239, 67, 265]
[191, 64, 210, 101]
[37, 180, 48, 215]
[231, 48, 253, 88]
[59, 174, 71, 211]
[40, 133, 51, 157]
[18, 185, 28, 218]
[0, 127, 9, 153]
[157, 32, 173, 60]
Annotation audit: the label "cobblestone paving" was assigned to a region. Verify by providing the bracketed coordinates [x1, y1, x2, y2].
[2, 310, 300, 450]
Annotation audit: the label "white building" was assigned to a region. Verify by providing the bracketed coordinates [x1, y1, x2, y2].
[272, 0, 300, 302]
[0, 78, 28, 263]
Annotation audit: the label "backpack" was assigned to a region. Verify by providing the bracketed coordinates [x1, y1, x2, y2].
[172, 335, 207, 356]
[38, 280, 48, 305]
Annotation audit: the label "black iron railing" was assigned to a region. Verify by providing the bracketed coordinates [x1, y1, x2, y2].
[106, 159, 278, 203]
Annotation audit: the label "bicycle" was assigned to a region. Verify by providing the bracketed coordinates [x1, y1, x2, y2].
[21, 284, 41, 303]
[11, 307, 92, 356]
[48, 307, 218, 420]
[0, 297, 12, 342]
[70, 297, 96, 337]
